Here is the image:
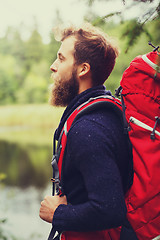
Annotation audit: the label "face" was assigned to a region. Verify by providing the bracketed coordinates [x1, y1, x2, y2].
[49, 36, 79, 107]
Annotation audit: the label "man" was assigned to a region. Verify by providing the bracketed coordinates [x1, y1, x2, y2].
[39, 23, 133, 240]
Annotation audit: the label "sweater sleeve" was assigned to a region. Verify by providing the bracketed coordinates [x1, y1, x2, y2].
[53, 111, 127, 232]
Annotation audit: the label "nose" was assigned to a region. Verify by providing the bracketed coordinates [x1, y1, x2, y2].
[50, 61, 57, 72]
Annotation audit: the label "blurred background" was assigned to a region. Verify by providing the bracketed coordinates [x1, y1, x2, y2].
[0, 0, 159, 239]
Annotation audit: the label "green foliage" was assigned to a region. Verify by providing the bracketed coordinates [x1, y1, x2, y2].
[25, 30, 44, 70]
[0, 11, 159, 105]
[0, 55, 18, 104]
[92, 12, 121, 26]
[148, 15, 160, 44]
[121, 20, 152, 53]
[0, 104, 63, 131]
[85, 0, 160, 51]
[0, 140, 52, 188]
[0, 24, 60, 105]
[0, 173, 7, 182]
[47, 32, 61, 64]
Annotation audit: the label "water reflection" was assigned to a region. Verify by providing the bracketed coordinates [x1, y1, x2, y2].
[0, 130, 54, 240]
[0, 185, 51, 240]
[0, 140, 52, 188]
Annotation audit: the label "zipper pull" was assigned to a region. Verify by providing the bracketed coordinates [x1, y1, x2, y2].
[128, 117, 133, 131]
[150, 116, 160, 140]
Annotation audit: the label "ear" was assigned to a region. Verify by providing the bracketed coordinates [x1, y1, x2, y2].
[78, 63, 91, 78]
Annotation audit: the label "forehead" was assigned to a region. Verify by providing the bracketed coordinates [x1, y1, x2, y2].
[58, 36, 76, 59]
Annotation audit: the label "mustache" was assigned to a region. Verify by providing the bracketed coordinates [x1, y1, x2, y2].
[48, 83, 54, 97]
[51, 73, 55, 80]
[50, 73, 61, 84]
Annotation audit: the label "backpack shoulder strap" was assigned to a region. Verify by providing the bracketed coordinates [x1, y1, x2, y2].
[67, 95, 123, 133]
[52, 95, 123, 193]
[63, 95, 123, 141]
[48, 96, 123, 240]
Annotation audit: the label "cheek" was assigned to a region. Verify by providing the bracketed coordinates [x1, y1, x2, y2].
[59, 71, 72, 83]
[60, 63, 73, 77]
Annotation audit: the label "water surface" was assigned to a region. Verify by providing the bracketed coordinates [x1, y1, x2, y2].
[0, 127, 54, 240]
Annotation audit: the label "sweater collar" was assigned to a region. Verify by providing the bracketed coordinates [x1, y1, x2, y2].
[55, 85, 112, 140]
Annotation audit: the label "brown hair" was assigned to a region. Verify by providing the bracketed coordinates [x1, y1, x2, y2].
[56, 23, 119, 86]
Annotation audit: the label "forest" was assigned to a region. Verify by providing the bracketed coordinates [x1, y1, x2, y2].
[0, 14, 159, 105]
[0, 1, 160, 239]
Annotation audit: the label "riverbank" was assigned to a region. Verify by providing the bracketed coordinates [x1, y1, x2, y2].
[0, 104, 61, 239]
[0, 104, 64, 128]
[0, 104, 64, 145]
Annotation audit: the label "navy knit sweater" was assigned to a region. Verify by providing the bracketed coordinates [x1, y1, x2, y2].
[53, 85, 133, 233]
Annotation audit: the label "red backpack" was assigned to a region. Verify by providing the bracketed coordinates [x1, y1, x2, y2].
[49, 50, 160, 240]
[109, 49, 160, 240]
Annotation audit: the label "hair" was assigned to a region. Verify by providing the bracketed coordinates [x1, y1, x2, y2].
[54, 23, 119, 86]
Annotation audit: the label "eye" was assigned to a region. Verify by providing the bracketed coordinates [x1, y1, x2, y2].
[58, 53, 64, 62]
[59, 56, 63, 61]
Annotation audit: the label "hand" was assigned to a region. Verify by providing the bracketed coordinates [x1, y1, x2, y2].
[39, 195, 67, 223]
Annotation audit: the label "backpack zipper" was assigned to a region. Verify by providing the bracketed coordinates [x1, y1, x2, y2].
[129, 116, 160, 138]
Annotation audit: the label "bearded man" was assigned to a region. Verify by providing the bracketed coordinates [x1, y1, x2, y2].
[39, 23, 134, 240]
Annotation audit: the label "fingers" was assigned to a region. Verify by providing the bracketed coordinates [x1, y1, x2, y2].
[39, 196, 54, 223]
[39, 195, 67, 223]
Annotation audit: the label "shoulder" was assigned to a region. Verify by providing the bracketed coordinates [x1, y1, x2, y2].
[66, 105, 133, 192]
[67, 107, 125, 148]
[71, 106, 123, 134]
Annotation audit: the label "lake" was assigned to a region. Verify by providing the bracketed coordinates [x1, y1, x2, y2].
[0, 126, 56, 240]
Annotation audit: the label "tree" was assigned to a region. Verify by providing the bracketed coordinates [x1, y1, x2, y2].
[24, 22, 44, 71]
[46, 31, 61, 65]
[18, 72, 48, 103]
[83, 0, 160, 52]
[0, 54, 18, 104]
[46, 10, 62, 65]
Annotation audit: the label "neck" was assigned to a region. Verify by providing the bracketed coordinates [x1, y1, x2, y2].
[78, 77, 93, 94]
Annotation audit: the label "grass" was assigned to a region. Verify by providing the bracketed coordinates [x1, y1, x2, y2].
[0, 104, 64, 145]
[0, 104, 64, 128]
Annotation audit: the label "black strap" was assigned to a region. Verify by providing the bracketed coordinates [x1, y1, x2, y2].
[47, 133, 61, 240]
[115, 86, 129, 134]
[120, 218, 138, 240]
[120, 94, 129, 134]
[48, 228, 61, 240]
[51, 154, 60, 196]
